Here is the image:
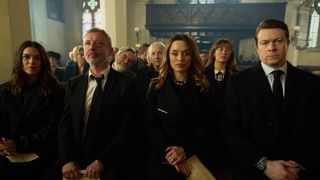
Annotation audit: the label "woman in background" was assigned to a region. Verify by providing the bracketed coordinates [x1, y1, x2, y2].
[204, 38, 238, 179]
[65, 45, 89, 80]
[144, 33, 212, 180]
[205, 38, 238, 104]
[48, 52, 66, 83]
[0, 40, 64, 180]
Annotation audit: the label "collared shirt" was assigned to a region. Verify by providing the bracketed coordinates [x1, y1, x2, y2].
[261, 61, 287, 96]
[214, 69, 226, 75]
[214, 69, 226, 81]
[83, 64, 111, 136]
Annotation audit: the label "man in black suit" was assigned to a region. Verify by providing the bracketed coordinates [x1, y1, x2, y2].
[222, 19, 320, 180]
[57, 28, 136, 179]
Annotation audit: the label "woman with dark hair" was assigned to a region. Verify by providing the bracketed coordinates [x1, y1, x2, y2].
[0, 40, 64, 179]
[144, 33, 212, 180]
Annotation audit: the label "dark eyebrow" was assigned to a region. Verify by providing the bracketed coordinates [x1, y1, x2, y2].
[170, 49, 190, 52]
[22, 53, 40, 56]
[260, 37, 284, 41]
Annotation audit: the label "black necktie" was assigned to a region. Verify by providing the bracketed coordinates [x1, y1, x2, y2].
[84, 75, 104, 138]
[272, 70, 283, 105]
[272, 70, 293, 157]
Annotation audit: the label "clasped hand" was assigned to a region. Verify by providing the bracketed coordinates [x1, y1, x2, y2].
[0, 137, 16, 156]
[62, 160, 103, 179]
[165, 146, 191, 177]
[264, 160, 303, 180]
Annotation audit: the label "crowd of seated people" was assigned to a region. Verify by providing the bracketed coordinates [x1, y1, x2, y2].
[2, 19, 319, 180]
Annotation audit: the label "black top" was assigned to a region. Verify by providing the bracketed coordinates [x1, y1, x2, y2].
[0, 80, 64, 179]
[144, 74, 213, 180]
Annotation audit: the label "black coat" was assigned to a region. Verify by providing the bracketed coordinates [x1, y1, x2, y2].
[204, 65, 232, 106]
[54, 67, 66, 82]
[65, 62, 89, 80]
[144, 76, 212, 180]
[222, 62, 320, 179]
[0, 81, 64, 179]
[57, 68, 136, 175]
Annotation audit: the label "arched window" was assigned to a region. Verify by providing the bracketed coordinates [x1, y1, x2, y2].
[308, 1, 320, 48]
[82, 0, 102, 35]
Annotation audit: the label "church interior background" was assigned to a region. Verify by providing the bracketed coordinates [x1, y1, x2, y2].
[1, 0, 319, 83]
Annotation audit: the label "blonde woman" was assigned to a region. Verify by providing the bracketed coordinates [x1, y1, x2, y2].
[65, 45, 89, 80]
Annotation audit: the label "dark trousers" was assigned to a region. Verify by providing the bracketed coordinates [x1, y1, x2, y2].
[0, 155, 49, 180]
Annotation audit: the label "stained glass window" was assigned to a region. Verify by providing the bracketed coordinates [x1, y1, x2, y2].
[94, 9, 102, 28]
[308, 10, 319, 48]
[82, 0, 101, 35]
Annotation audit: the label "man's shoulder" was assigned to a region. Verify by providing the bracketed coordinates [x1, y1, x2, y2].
[110, 69, 136, 86]
[0, 81, 10, 93]
[231, 64, 260, 79]
[70, 72, 86, 81]
[66, 73, 87, 88]
[288, 63, 320, 80]
[120, 70, 137, 80]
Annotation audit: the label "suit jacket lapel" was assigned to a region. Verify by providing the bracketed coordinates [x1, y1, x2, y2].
[73, 74, 88, 138]
[283, 63, 300, 110]
[282, 63, 301, 138]
[159, 80, 184, 118]
[254, 64, 283, 134]
[90, 68, 117, 126]
[206, 65, 215, 84]
[254, 63, 275, 101]
[102, 68, 117, 101]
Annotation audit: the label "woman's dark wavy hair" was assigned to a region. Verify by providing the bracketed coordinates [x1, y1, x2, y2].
[152, 33, 209, 92]
[8, 40, 58, 96]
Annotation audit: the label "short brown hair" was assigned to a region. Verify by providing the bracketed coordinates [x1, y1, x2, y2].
[255, 19, 289, 45]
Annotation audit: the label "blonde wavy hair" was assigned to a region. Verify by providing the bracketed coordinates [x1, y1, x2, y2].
[72, 45, 84, 58]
